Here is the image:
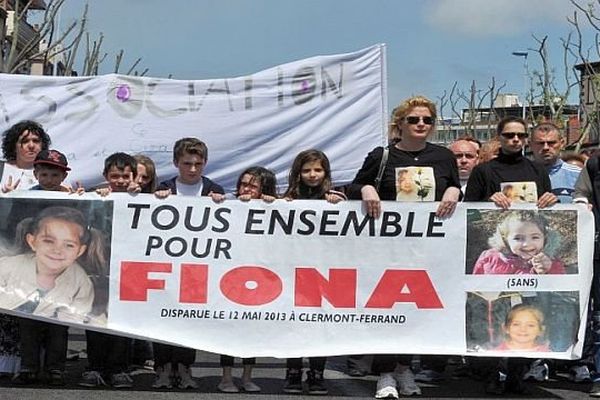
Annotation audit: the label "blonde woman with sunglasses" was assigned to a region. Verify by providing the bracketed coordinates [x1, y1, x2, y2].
[347, 95, 461, 399]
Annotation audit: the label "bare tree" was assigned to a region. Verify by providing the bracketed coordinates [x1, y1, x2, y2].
[567, 0, 600, 149]
[437, 78, 505, 143]
[527, 34, 578, 126]
[1, 0, 82, 73]
[1, 0, 148, 76]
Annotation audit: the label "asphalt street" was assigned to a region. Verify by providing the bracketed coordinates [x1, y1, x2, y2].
[0, 329, 593, 399]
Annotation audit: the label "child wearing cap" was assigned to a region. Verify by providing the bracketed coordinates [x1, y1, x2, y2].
[30, 149, 73, 192]
[8, 150, 92, 385]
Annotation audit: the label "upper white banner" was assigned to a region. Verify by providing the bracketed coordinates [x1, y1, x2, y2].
[0, 45, 387, 191]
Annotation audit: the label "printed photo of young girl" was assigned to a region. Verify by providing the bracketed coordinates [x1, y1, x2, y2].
[465, 291, 580, 353]
[0, 199, 112, 326]
[494, 304, 549, 352]
[465, 209, 578, 275]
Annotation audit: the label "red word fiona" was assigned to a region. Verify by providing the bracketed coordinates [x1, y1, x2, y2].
[119, 263, 444, 309]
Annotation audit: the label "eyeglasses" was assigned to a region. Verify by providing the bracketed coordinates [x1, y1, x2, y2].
[404, 116, 435, 125]
[500, 132, 528, 139]
[454, 152, 478, 160]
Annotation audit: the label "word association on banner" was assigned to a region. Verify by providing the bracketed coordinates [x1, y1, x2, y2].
[15, 64, 344, 123]
[120, 203, 447, 310]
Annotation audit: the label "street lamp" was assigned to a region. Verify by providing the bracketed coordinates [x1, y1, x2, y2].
[512, 51, 528, 120]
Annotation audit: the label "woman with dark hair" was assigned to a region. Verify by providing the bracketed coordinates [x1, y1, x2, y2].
[0, 120, 50, 378]
[0, 120, 51, 191]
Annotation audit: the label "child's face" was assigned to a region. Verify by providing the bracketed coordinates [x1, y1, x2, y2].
[398, 170, 416, 193]
[34, 166, 67, 191]
[504, 310, 542, 348]
[300, 160, 325, 188]
[26, 218, 87, 277]
[174, 153, 205, 185]
[105, 165, 134, 192]
[136, 163, 152, 188]
[506, 221, 544, 261]
[238, 174, 262, 199]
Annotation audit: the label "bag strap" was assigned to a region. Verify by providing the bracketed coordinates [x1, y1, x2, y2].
[587, 156, 599, 182]
[374, 146, 389, 193]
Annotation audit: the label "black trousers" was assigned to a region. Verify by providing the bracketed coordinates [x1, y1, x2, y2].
[371, 355, 413, 373]
[19, 318, 67, 372]
[220, 355, 256, 367]
[287, 357, 326, 371]
[153, 343, 196, 368]
[85, 330, 129, 375]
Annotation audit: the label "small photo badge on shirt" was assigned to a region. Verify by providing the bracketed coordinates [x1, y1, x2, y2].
[500, 182, 538, 203]
[395, 166, 435, 202]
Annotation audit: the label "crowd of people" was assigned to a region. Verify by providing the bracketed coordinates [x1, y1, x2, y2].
[0, 94, 598, 398]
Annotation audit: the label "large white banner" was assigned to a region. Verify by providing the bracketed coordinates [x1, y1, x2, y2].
[0, 192, 593, 360]
[0, 45, 387, 191]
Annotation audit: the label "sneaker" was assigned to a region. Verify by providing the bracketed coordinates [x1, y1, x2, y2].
[569, 365, 592, 383]
[218, 379, 239, 393]
[12, 370, 37, 385]
[152, 363, 172, 389]
[78, 370, 106, 387]
[111, 372, 133, 388]
[241, 380, 261, 392]
[47, 370, 65, 386]
[283, 368, 303, 394]
[306, 369, 328, 395]
[590, 380, 600, 397]
[375, 373, 398, 399]
[395, 368, 421, 396]
[414, 369, 444, 382]
[347, 367, 368, 377]
[177, 363, 198, 389]
[66, 349, 80, 361]
[143, 360, 155, 370]
[523, 359, 549, 382]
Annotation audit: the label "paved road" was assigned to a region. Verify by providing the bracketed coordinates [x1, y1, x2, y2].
[0, 329, 593, 399]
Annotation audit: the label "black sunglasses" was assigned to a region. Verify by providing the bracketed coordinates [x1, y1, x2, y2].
[404, 116, 434, 125]
[501, 132, 528, 139]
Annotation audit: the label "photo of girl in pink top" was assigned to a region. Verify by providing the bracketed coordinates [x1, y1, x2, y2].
[494, 304, 550, 352]
[472, 210, 567, 275]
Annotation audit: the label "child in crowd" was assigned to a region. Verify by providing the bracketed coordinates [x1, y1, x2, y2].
[282, 149, 344, 396]
[30, 150, 71, 191]
[134, 154, 158, 194]
[217, 166, 277, 393]
[495, 304, 549, 352]
[153, 138, 224, 390]
[283, 149, 345, 203]
[79, 152, 140, 389]
[129, 155, 158, 373]
[0, 205, 104, 385]
[234, 166, 277, 202]
[473, 211, 566, 275]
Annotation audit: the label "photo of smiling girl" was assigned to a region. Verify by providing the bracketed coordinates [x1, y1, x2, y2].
[0, 206, 107, 323]
[472, 210, 567, 275]
[494, 304, 549, 352]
